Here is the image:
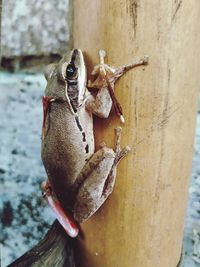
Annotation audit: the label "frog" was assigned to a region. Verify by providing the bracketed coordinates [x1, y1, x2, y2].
[41, 49, 148, 237]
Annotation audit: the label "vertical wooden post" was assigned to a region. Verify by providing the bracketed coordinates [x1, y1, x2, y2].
[74, 1, 200, 267]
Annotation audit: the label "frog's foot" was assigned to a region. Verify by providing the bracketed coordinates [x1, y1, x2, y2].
[100, 128, 131, 199]
[92, 50, 115, 75]
[114, 126, 131, 164]
[113, 55, 149, 82]
[88, 50, 149, 89]
[41, 179, 79, 238]
[88, 49, 115, 89]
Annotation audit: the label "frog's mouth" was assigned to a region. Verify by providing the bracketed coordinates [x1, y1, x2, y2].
[42, 96, 55, 140]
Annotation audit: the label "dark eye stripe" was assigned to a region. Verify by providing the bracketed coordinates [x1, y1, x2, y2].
[67, 81, 79, 112]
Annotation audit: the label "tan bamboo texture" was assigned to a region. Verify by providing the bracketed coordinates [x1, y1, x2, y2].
[73, 1, 200, 266]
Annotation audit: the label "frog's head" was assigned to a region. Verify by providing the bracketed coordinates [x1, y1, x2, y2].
[44, 49, 87, 112]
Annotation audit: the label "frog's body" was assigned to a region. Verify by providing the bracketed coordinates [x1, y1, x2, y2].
[42, 93, 94, 207]
[41, 49, 148, 224]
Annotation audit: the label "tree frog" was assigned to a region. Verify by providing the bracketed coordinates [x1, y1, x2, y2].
[41, 49, 148, 237]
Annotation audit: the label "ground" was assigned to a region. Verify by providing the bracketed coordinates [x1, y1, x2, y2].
[0, 72, 199, 266]
[0, 72, 54, 266]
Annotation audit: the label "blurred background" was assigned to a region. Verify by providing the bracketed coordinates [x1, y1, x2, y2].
[0, 1, 199, 266]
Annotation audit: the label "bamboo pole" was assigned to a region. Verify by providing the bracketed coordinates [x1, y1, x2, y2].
[73, 1, 200, 267]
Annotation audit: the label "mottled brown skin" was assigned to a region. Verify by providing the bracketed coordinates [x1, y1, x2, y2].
[42, 50, 94, 210]
[41, 49, 148, 222]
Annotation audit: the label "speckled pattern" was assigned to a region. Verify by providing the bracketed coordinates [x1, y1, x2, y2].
[1, 0, 71, 57]
[0, 72, 199, 266]
[0, 72, 54, 266]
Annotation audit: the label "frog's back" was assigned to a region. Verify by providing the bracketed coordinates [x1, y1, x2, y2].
[41, 102, 94, 203]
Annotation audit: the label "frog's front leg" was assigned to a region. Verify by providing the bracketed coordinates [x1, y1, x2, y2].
[86, 50, 148, 119]
[73, 127, 130, 223]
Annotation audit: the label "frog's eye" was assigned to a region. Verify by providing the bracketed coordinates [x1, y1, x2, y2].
[66, 64, 77, 79]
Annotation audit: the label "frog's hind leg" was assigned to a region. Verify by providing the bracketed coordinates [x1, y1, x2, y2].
[73, 127, 131, 223]
[101, 127, 131, 199]
[73, 146, 115, 222]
